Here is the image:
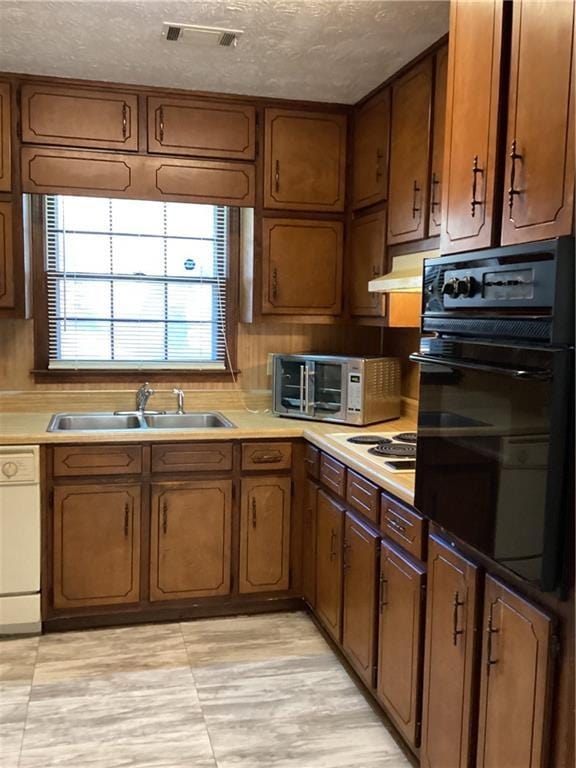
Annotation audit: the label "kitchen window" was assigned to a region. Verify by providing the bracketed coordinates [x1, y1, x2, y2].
[32, 195, 239, 380]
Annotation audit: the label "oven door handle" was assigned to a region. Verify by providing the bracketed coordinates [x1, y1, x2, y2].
[409, 353, 552, 381]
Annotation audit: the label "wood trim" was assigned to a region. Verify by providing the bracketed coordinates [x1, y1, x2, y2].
[53, 445, 142, 477]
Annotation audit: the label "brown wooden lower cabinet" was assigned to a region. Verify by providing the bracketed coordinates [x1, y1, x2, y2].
[315, 489, 344, 642]
[239, 476, 291, 594]
[53, 484, 141, 609]
[0, 201, 14, 310]
[342, 512, 379, 687]
[376, 540, 426, 748]
[302, 478, 318, 608]
[420, 535, 480, 768]
[150, 481, 232, 601]
[476, 576, 553, 768]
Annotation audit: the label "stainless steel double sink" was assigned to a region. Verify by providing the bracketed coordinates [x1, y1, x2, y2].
[47, 412, 236, 432]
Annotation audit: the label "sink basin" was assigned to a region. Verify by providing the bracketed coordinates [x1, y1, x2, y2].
[47, 413, 142, 431]
[47, 411, 236, 432]
[144, 412, 235, 429]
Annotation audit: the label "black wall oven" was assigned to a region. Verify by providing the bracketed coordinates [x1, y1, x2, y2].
[412, 237, 574, 592]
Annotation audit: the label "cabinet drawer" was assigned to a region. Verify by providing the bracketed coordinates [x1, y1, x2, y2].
[346, 470, 379, 524]
[152, 443, 233, 473]
[242, 442, 292, 471]
[380, 494, 425, 561]
[20, 85, 139, 151]
[320, 453, 346, 498]
[53, 446, 142, 477]
[305, 444, 320, 479]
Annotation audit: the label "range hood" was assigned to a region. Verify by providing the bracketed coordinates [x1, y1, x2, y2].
[369, 249, 440, 293]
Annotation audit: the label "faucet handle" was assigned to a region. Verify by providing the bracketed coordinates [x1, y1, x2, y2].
[173, 388, 185, 415]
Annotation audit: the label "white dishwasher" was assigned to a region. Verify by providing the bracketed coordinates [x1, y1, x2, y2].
[0, 445, 41, 634]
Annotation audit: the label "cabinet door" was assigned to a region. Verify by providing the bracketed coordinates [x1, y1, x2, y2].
[0, 82, 11, 191]
[429, 45, 448, 237]
[352, 90, 390, 210]
[387, 58, 433, 245]
[476, 576, 553, 768]
[53, 484, 141, 609]
[264, 109, 347, 211]
[342, 513, 379, 688]
[501, 0, 575, 244]
[239, 476, 291, 594]
[441, 0, 506, 253]
[302, 479, 318, 608]
[421, 535, 480, 768]
[262, 218, 343, 315]
[0, 202, 14, 310]
[150, 481, 232, 601]
[376, 541, 426, 748]
[147, 96, 256, 159]
[315, 490, 344, 642]
[349, 210, 386, 317]
[20, 85, 139, 151]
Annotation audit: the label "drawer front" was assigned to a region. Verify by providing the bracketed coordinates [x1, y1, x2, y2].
[320, 453, 346, 498]
[53, 446, 142, 477]
[242, 442, 292, 471]
[346, 470, 379, 524]
[305, 444, 320, 479]
[152, 443, 233, 474]
[380, 494, 425, 561]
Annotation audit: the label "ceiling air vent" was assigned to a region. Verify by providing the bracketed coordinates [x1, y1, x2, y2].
[161, 23, 243, 48]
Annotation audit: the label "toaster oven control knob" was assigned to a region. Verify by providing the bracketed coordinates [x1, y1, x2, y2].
[442, 278, 459, 297]
[458, 276, 477, 297]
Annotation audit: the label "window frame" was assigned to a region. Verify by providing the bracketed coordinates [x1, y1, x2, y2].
[31, 195, 240, 383]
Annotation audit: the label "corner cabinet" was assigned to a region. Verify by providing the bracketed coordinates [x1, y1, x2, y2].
[239, 476, 291, 594]
[52, 484, 141, 609]
[150, 481, 232, 601]
[263, 108, 347, 212]
[349, 210, 387, 317]
[261, 218, 343, 315]
[352, 89, 390, 210]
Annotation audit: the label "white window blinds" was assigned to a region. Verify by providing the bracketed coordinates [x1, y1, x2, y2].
[44, 195, 229, 370]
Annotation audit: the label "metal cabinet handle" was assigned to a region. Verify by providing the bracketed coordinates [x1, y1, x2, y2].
[376, 147, 384, 181]
[252, 452, 281, 464]
[162, 500, 168, 534]
[124, 502, 130, 537]
[251, 497, 257, 529]
[508, 139, 522, 218]
[386, 514, 406, 534]
[486, 602, 499, 675]
[343, 540, 351, 572]
[275, 159, 280, 192]
[121, 103, 128, 139]
[471, 155, 484, 217]
[411, 180, 421, 219]
[430, 171, 440, 213]
[452, 591, 465, 645]
[271, 267, 278, 300]
[379, 572, 388, 612]
[159, 106, 165, 142]
[329, 529, 337, 560]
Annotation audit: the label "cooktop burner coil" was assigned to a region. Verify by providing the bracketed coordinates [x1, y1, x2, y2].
[368, 443, 417, 458]
[346, 436, 392, 445]
[393, 432, 418, 444]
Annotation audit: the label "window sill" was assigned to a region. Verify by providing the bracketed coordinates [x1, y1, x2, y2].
[32, 368, 241, 384]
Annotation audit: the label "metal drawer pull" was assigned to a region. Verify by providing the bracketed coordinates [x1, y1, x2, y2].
[411, 180, 421, 219]
[124, 502, 130, 537]
[486, 602, 499, 674]
[508, 139, 522, 218]
[251, 497, 257, 529]
[470, 155, 483, 217]
[452, 591, 465, 645]
[329, 529, 337, 560]
[271, 267, 278, 300]
[252, 452, 282, 464]
[386, 514, 406, 534]
[379, 572, 388, 612]
[275, 159, 280, 192]
[162, 500, 168, 534]
[122, 103, 128, 139]
[159, 106, 165, 142]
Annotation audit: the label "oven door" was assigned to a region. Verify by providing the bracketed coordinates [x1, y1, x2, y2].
[412, 340, 572, 591]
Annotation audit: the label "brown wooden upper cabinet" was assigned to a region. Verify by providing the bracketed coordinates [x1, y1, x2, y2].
[52, 484, 141, 609]
[349, 210, 386, 317]
[387, 57, 433, 245]
[428, 44, 448, 237]
[261, 218, 343, 315]
[20, 85, 139, 151]
[239, 476, 291, 594]
[0, 202, 14, 311]
[149, 481, 232, 602]
[420, 535, 479, 768]
[315, 489, 344, 642]
[263, 108, 347, 211]
[352, 89, 390, 210]
[0, 82, 11, 191]
[476, 576, 553, 768]
[501, 0, 575, 245]
[341, 512, 379, 688]
[147, 96, 256, 160]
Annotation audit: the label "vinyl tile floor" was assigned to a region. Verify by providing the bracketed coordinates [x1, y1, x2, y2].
[0, 612, 415, 768]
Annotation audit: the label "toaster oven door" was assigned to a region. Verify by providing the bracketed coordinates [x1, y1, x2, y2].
[274, 358, 313, 417]
[310, 361, 347, 421]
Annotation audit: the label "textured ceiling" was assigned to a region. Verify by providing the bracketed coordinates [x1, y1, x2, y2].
[0, 1, 449, 104]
